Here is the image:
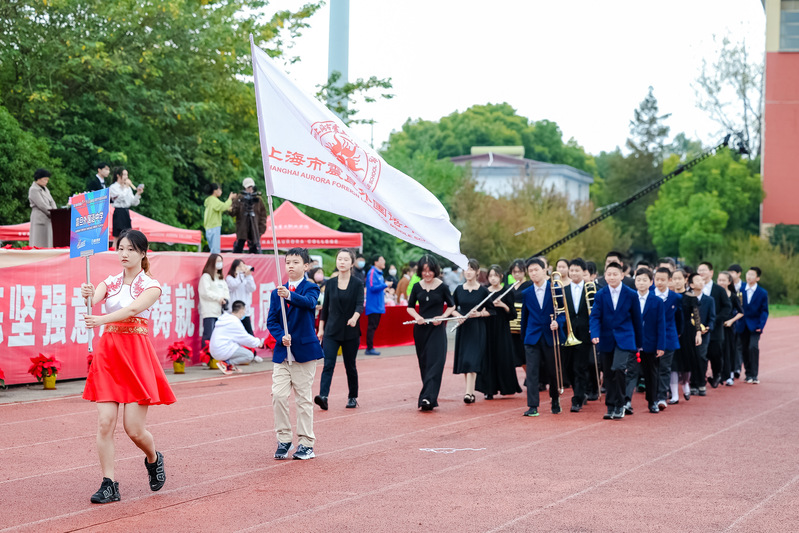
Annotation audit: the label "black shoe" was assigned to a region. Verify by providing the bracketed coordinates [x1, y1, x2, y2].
[292, 444, 315, 460]
[690, 388, 699, 396]
[145, 451, 165, 491]
[734, 371, 741, 379]
[586, 393, 599, 402]
[314, 395, 329, 411]
[613, 407, 625, 420]
[698, 388, 707, 396]
[603, 408, 614, 420]
[649, 404, 660, 414]
[684, 391, 690, 401]
[551, 401, 562, 415]
[538, 384, 547, 392]
[274, 441, 294, 460]
[709, 376, 720, 389]
[668, 399, 679, 405]
[485, 394, 494, 400]
[420, 399, 433, 411]
[346, 398, 358, 408]
[91, 477, 120, 504]
[570, 404, 581, 413]
[600, 386, 607, 394]
[523, 408, 539, 417]
[624, 402, 633, 416]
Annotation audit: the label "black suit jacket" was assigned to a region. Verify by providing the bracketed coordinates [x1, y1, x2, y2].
[709, 283, 731, 342]
[596, 275, 635, 290]
[319, 276, 365, 341]
[86, 175, 104, 192]
[564, 283, 591, 342]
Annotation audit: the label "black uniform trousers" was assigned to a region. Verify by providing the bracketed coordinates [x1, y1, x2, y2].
[525, 337, 559, 408]
[690, 336, 710, 388]
[657, 350, 674, 402]
[708, 336, 724, 382]
[366, 313, 382, 350]
[319, 337, 360, 399]
[565, 343, 591, 407]
[602, 347, 631, 410]
[741, 329, 761, 380]
[626, 351, 659, 406]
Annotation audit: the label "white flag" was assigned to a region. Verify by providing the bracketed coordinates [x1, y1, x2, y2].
[249, 38, 467, 268]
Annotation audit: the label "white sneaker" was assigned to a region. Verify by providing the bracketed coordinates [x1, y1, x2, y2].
[217, 361, 233, 375]
[254, 355, 264, 363]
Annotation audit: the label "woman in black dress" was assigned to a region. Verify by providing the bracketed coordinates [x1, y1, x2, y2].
[315, 249, 364, 410]
[407, 255, 458, 411]
[670, 269, 700, 403]
[508, 259, 532, 370]
[452, 259, 489, 404]
[477, 265, 522, 400]
[717, 271, 744, 386]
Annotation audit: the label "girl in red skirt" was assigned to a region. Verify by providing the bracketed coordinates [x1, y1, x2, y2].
[81, 229, 176, 504]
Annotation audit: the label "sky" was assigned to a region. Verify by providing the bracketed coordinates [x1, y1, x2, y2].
[266, 0, 766, 156]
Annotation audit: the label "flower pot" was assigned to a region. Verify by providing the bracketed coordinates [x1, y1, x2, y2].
[173, 361, 185, 374]
[43, 374, 57, 390]
[208, 358, 219, 370]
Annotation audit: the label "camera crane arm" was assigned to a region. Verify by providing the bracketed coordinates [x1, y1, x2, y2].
[526, 133, 745, 261]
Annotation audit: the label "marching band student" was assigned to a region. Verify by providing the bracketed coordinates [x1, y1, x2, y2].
[555, 258, 570, 281]
[671, 269, 701, 402]
[477, 265, 522, 400]
[563, 258, 592, 412]
[585, 261, 598, 283]
[589, 261, 642, 421]
[406, 255, 458, 411]
[739, 267, 769, 384]
[520, 258, 565, 417]
[508, 259, 533, 371]
[81, 229, 175, 504]
[626, 268, 665, 414]
[717, 271, 744, 386]
[727, 264, 745, 378]
[688, 272, 715, 397]
[653, 267, 682, 411]
[697, 262, 732, 389]
[452, 259, 489, 403]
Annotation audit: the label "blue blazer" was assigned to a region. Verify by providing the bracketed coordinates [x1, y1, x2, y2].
[365, 266, 388, 315]
[589, 284, 642, 352]
[267, 279, 324, 364]
[738, 285, 769, 333]
[640, 291, 666, 353]
[520, 281, 565, 346]
[659, 290, 683, 351]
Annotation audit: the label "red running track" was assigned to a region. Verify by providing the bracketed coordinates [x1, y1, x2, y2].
[1, 317, 799, 532]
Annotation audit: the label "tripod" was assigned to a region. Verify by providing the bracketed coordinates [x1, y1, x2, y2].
[234, 199, 262, 254]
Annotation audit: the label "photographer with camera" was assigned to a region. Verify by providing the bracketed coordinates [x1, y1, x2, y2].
[226, 259, 258, 345]
[231, 177, 267, 254]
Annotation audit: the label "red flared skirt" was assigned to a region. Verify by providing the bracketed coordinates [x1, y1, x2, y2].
[83, 317, 177, 405]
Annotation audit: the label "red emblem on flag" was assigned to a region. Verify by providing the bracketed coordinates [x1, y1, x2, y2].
[311, 121, 381, 191]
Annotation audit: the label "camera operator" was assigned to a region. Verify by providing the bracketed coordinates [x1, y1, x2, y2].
[226, 259, 258, 345]
[231, 177, 267, 254]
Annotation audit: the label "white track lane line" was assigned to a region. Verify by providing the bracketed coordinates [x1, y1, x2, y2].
[723, 472, 799, 531]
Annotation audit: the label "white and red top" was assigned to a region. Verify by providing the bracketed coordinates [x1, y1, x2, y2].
[103, 271, 162, 319]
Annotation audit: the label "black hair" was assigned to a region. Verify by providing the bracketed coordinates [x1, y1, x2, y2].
[687, 272, 702, 286]
[227, 258, 244, 278]
[728, 263, 742, 274]
[655, 267, 672, 278]
[117, 229, 151, 274]
[634, 267, 653, 281]
[606, 250, 624, 261]
[569, 257, 587, 271]
[33, 168, 51, 181]
[749, 266, 762, 277]
[370, 254, 383, 266]
[95, 161, 110, 170]
[286, 247, 311, 264]
[636, 260, 652, 270]
[508, 258, 526, 275]
[356, 253, 365, 260]
[466, 258, 480, 271]
[111, 166, 127, 181]
[231, 300, 246, 313]
[206, 183, 221, 195]
[337, 248, 356, 264]
[658, 257, 677, 268]
[488, 264, 504, 281]
[525, 257, 546, 271]
[556, 258, 569, 268]
[605, 261, 623, 272]
[586, 261, 597, 276]
[417, 254, 440, 277]
[409, 260, 417, 268]
[699, 261, 714, 271]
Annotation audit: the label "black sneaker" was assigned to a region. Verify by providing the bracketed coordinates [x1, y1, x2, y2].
[314, 395, 328, 411]
[274, 442, 294, 460]
[145, 451, 166, 491]
[293, 444, 315, 460]
[523, 408, 539, 417]
[624, 402, 634, 416]
[90, 477, 120, 504]
[551, 401, 562, 415]
[603, 408, 614, 420]
[346, 398, 358, 408]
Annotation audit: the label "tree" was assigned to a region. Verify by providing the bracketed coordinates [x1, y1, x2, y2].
[693, 35, 763, 157]
[645, 149, 764, 263]
[316, 71, 394, 126]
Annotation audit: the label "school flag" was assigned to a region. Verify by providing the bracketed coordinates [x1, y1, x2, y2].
[249, 38, 467, 268]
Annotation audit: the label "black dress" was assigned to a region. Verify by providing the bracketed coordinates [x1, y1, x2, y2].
[510, 280, 532, 367]
[673, 293, 699, 374]
[408, 282, 454, 409]
[477, 287, 522, 396]
[452, 284, 488, 374]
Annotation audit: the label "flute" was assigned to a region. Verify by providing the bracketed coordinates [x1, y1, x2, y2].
[449, 281, 521, 332]
[402, 316, 463, 326]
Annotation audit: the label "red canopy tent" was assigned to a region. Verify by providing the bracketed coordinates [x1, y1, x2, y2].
[220, 200, 362, 250]
[0, 209, 202, 248]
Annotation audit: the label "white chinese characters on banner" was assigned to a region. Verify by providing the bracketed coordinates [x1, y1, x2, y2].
[41, 284, 67, 346]
[8, 285, 36, 347]
[152, 284, 173, 339]
[0, 286, 4, 344]
[174, 283, 195, 338]
[258, 282, 276, 331]
[70, 287, 89, 344]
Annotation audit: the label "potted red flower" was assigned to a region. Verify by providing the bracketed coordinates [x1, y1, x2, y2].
[199, 340, 218, 369]
[167, 341, 192, 374]
[0, 366, 5, 389]
[28, 354, 62, 389]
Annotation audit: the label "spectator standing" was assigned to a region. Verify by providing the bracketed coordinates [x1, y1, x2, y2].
[231, 177, 267, 254]
[395, 266, 411, 304]
[364, 254, 392, 355]
[199, 254, 230, 349]
[353, 253, 366, 282]
[109, 167, 143, 249]
[225, 259, 257, 337]
[204, 183, 235, 254]
[28, 169, 58, 248]
[86, 161, 110, 192]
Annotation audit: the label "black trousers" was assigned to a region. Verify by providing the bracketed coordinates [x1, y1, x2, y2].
[690, 337, 710, 388]
[524, 339, 560, 408]
[319, 336, 360, 399]
[565, 343, 591, 406]
[638, 352, 660, 406]
[708, 336, 724, 381]
[734, 331, 743, 375]
[657, 350, 675, 402]
[233, 238, 260, 254]
[741, 329, 761, 380]
[586, 346, 601, 397]
[366, 313, 382, 350]
[721, 326, 736, 380]
[624, 353, 641, 403]
[602, 347, 631, 409]
[202, 317, 217, 348]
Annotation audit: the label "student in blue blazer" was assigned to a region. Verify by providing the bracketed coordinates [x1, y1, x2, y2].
[625, 268, 666, 414]
[653, 267, 682, 409]
[520, 257, 566, 417]
[738, 267, 769, 383]
[267, 248, 324, 461]
[589, 262, 642, 420]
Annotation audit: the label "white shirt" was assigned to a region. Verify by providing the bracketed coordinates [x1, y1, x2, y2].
[734, 280, 744, 293]
[534, 281, 547, 309]
[109, 182, 141, 209]
[95, 174, 106, 189]
[226, 273, 256, 317]
[103, 271, 161, 319]
[702, 281, 712, 298]
[571, 281, 583, 314]
[609, 285, 622, 310]
[655, 287, 669, 302]
[746, 283, 758, 303]
[209, 312, 262, 360]
[638, 292, 648, 314]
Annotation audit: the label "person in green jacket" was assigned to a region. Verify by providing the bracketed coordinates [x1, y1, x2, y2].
[204, 183, 235, 253]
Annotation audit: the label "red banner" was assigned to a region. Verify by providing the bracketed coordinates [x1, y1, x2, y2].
[0, 251, 284, 385]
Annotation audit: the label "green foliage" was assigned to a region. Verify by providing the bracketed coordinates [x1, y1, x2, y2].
[316, 71, 394, 126]
[0, 106, 67, 224]
[646, 149, 764, 263]
[770, 224, 799, 254]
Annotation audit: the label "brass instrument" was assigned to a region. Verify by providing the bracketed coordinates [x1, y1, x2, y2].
[584, 280, 602, 401]
[552, 273, 581, 347]
[549, 272, 567, 395]
[509, 303, 523, 333]
[691, 303, 708, 333]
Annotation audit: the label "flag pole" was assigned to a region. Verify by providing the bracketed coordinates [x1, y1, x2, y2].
[250, 34, 293, 362]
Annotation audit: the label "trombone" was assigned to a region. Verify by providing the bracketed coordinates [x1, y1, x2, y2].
[549, 272, 572, 395]
[584, 280, 602, 401]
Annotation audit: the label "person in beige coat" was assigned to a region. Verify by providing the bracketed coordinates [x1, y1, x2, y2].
[28, 169, 58, 248]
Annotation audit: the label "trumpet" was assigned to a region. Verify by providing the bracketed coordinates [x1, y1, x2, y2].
[584, 280, 602, 401]
[549, 272, 569, 395]
[551, 273, 581, 347]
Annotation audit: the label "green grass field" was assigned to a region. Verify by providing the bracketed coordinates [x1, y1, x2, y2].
[770, 304, 799, 318]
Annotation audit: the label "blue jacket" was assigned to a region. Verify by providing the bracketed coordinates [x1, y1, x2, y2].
[589, 284, 642, 352]
[365, 266, 387, 315]
[738, 284, 769, 333]
[639, 291, 666, 353]
[520, 280, 565, 346]
[267, 279, 324, 364]
[658, 290, 683, 351]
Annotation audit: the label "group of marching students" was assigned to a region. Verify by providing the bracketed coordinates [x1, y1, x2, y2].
[408, 251, 769, 420]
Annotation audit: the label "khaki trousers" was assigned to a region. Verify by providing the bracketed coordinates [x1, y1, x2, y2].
[272, 360, 316, 447]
